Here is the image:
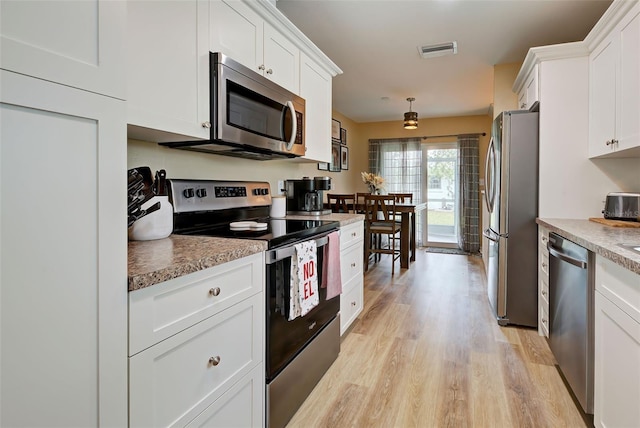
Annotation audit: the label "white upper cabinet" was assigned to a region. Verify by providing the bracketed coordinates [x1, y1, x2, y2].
[210, 0, 300, 94]
[0, 0, 125, 99]
[127, 0, 210, 142]
[299, 52, 332, 162]
[588, 1, 640, 158]
[516, 64, 539, 110]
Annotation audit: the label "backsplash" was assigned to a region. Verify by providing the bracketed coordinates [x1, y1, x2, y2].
[128, 139, 332, 195]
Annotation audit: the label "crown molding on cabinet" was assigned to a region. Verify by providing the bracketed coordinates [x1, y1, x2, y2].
[513, 42, 589, 93]
[584, 0, 638, 50]
[244, 0, 343, 77]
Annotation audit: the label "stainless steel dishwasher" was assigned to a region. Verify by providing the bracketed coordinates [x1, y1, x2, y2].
[547, 232, 594, 414]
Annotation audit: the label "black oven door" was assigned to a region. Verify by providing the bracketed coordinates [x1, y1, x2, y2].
[265, 234, 340, 382]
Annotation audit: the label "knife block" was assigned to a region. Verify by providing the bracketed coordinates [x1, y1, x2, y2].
[128, 196, 173, 240]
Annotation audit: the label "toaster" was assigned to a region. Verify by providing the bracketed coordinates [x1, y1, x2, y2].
[603, 192, 640, 221]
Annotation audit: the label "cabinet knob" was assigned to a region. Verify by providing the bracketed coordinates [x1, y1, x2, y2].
[208, 356, 221, 366]
[542, 318, 547, 324]
[351, 232, 357, 237]
[209, 287, 221, 297]
[520, 103, 526, 109]
[266, 68, 273, 75]
[541, 262, 547, 269]
[542, 290, 548, 297]
[541, 236, 548, 242]
[351, 262, 356, 268]
[612, 139, 618, 146]
[202, 121, 211, 129]
[351, 301, 357, 307]
[258, 64, 265, 71]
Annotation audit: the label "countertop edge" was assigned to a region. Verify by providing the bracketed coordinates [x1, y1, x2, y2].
[537, 218, 640, 275]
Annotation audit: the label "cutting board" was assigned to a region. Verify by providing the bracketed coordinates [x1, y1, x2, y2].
[589, 217, 640, 228]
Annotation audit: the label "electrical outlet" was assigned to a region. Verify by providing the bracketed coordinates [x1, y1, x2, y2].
[277, 180, 285, 194]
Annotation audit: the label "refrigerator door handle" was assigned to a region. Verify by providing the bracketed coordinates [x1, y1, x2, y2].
[484, 137, 496, 212]
[483, 228, 499, 242]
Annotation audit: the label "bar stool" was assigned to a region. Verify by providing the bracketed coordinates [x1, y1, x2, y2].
[363, 194, 401, 274]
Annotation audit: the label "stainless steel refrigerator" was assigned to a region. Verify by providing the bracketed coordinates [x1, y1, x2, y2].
[484, 110, 539, 327]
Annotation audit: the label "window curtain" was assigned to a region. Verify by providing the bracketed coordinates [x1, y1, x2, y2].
[456, 135, 480, 253]
[368, 138, 423, 246]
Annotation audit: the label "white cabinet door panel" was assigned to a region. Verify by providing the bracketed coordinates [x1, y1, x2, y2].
[299, 53, 331, 162]
[0, 70, 127, 427]
[0, 0, 125, 98]
[617, 5, 640, 152]
[589, 35, 617, 157]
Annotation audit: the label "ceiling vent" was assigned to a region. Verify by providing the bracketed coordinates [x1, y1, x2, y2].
[418, 41, 457, 59]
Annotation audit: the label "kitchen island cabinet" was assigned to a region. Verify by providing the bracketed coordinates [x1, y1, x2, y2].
[128, 252, 265, 427]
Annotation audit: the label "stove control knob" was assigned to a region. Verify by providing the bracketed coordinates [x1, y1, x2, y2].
[183, 188, 195, 198]
[252, 188, 261, 196]
[196, 188, 207, 198]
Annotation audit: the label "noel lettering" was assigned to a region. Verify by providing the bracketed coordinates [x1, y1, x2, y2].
[302, 260, 315, 299]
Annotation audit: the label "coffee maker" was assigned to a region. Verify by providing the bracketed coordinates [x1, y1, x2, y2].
[285, 176, 332, 215]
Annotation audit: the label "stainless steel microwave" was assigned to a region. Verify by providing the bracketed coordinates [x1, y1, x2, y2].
[161, 52, 305, 160]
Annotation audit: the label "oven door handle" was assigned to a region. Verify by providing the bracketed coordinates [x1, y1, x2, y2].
[265, 235, 329, 264]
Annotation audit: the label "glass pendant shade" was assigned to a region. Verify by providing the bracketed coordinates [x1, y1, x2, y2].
[403, 97, 418, 129]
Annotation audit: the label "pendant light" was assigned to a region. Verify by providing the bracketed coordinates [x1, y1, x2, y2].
[403, 97, 418, 129]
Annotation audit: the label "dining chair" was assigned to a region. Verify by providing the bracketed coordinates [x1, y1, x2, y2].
[363, 194, 402, 274]
[356, 192, 370, 214]
[389, 193, 413, 203]
[326, 193, 356, 213]
[387, 193, 414, 250]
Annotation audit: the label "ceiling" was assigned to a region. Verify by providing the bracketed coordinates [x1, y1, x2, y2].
[276, 0, 612, 123]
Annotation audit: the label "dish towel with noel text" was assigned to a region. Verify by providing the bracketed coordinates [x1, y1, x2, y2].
[289, 240, 319, 320]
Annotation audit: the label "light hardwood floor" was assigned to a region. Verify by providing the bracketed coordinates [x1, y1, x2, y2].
[287, 250, 590, 428]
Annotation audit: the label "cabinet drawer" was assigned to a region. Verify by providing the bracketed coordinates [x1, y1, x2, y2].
[129, 253, 264, 354]
[596, 255, 640, 324]
[185, 364, 263, 428]
[539, 250, 549, 277]
[540, 301, 549, 337]
[129, 293, 263, 427]
[340, 278, 363, 336]
[340, 241, 363, 286]
[340, 221, 363, 250]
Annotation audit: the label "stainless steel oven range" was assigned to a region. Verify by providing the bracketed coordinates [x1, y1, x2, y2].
[168, 179, 340, 428]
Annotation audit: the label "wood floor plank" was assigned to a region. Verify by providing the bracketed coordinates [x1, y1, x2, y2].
[286, 251, 589, 428]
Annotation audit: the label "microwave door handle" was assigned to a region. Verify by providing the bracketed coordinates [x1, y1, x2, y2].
[285, 101, 297, 150]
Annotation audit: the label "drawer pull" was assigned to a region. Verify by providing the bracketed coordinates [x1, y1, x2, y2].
[208, 356, 221, 366]
[209, 287, 221, 297]
[351, 301, 357, 307]
[351, 232, 357, 237]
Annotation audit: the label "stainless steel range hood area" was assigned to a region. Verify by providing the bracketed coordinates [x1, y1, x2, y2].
[159, 53, 306, 161]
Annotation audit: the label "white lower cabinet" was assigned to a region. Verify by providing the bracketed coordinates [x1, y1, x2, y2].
[594, 256, 640, 428]
[537, 226, 550, 337]
[128, 253, 265, 427]
[339, 221, 364, 335]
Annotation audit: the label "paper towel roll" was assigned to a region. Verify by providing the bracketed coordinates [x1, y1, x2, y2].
[270, 196, 286, 218]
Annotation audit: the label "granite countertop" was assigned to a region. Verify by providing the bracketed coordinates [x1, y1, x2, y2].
[537, 218, 640, 274]
[128, 235, 267, 291]
[128, 213, 363, 291]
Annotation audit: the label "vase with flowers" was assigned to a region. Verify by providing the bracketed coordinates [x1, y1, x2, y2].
[361, 172, 385, 194]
